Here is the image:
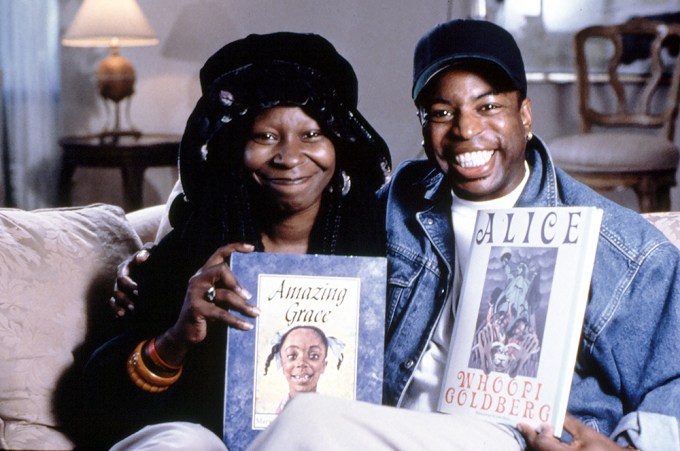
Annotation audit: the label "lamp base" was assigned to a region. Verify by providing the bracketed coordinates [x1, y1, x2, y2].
[96, 47, 138, 134]
[96, 50, 135, 102]
[99, 96, 140, 139]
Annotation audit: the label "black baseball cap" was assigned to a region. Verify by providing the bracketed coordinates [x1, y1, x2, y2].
[412, 19, 527, 100]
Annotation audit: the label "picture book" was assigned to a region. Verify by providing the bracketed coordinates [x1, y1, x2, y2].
[223, 252, 387, 450]
[437, 206, 603, 437]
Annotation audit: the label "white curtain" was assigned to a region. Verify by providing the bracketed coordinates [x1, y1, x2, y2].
[0, 0, 60, 209]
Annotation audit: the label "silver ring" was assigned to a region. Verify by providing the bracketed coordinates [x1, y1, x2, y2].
[205, 286, 216, 303]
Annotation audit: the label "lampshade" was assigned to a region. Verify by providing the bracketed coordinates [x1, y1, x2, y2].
[62, 0, 159, 48]
[62, 0, 158, 135]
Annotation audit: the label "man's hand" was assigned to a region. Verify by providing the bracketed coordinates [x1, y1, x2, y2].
[110, 245, 153, 317]
[518, 415, 630, 450]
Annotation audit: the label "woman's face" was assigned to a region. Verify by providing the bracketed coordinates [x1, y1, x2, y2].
[243, 107, 336, 215]
[280, 327, 328, 395]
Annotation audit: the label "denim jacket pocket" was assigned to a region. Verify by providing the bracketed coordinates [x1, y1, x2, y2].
[386, 254, 424, 330]
[385, 245, 444, 340]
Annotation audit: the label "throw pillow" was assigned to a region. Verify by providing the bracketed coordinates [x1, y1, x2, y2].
[0, 204, 141, 450]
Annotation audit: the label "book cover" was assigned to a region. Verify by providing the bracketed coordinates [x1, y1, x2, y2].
[223, 252, 387, 450]
[437, 206, 603, 436]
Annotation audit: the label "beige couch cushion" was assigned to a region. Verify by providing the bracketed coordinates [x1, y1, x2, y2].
[643, 212, 680, 248]
[0, 204, 142, 450]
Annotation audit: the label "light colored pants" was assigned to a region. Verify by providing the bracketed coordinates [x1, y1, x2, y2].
[248, 394, 524, 451]
[110, 422, 227, 451]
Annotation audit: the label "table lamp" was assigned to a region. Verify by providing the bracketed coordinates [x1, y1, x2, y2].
[62, 0, 158, 136]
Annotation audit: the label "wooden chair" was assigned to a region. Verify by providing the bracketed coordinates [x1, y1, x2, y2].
[549, 18, 680, 212]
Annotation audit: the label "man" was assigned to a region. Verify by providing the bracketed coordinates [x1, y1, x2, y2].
[249, 19, 680, 450]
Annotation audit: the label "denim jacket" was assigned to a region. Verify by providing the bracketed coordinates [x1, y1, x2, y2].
[380, 137, 680, 448]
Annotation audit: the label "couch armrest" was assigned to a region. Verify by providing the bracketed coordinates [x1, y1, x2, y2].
[126, 204, 166, 244]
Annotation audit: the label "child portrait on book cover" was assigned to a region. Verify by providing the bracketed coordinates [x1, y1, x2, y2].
[221, 251, 385, 447]
[251, 273, 360, 427]
[261, 325, 346, 414]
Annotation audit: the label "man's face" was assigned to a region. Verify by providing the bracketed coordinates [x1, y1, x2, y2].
[418, 67, 532, 201]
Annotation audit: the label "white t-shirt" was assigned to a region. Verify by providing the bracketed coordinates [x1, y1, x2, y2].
[400, 164, 530, 411]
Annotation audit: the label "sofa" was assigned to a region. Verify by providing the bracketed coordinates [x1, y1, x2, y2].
[0, 203, 165, 450]
[1, 203, 679, 450]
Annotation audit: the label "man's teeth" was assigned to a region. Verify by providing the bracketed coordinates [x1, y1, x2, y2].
[456, 150, 494, 168]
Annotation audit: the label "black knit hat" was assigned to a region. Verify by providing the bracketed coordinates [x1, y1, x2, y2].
[412, 19, 527, 100]
[199, 32, 360, 107]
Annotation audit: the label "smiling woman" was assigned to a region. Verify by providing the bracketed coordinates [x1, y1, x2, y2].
[80, 32, 391, 450]
[243, 107, 337, 253]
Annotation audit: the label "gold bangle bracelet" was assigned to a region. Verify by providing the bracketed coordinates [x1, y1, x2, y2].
[127, 340, 182, 390]
[131, 340, 182, 386]
[127, 357, 169, 393]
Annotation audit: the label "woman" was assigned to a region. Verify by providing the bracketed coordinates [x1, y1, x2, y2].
[81, 31, 390, 450]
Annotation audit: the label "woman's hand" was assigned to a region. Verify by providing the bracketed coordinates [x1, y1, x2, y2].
[110, 244, 153, 317]
[157, 243, 260, 365]
[518, 414, 629, 450]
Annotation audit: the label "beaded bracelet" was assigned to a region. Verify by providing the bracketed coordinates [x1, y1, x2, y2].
[127, 340, 182, 392]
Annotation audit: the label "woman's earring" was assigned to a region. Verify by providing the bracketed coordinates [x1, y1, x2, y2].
[526, 131, 533, 141]
[341, 170, 351, 196]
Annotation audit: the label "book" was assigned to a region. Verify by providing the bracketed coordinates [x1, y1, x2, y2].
[223, 252, 387, 450]
[437, 206, 603, 436]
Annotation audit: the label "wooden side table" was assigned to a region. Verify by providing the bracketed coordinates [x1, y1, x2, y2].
[59, 133, 180, 211]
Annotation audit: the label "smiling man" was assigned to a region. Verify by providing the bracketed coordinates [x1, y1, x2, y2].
[416, 60, 530, 202]
[251, 19, 680, 451]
